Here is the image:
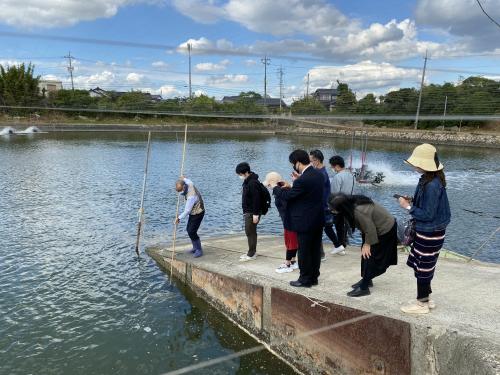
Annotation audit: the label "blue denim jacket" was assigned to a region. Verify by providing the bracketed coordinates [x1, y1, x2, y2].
[410, 176, 451, 232]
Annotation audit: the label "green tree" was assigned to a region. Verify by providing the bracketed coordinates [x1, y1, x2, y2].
[185, 95, 219, 113]
[0, 63, 40, 107]
[334, 82, 357, 113]
[48, 89, 97, 108]
[291, 97, 326, 115]
[115, 91, 152, 110]
[356, 93, 378, 114]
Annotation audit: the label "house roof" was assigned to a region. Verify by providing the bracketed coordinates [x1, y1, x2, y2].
[314, 88, 338, 95]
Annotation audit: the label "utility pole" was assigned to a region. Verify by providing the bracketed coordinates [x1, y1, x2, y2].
[306, 73, 310, 98]
[188, 43, 192, 99]
[414, 50, 428, 130]
[278, 65, 284, 112]
[261, 55, 271, 106]
[443, 95, 448, 117]
[64, 51, 75, 91]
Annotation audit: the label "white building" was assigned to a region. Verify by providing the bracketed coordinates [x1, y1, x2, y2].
[38, 80, 63, 96]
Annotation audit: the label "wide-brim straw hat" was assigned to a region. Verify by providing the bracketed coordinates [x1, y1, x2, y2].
[405, 143, 444, 171]
[263, 171, 283, 186]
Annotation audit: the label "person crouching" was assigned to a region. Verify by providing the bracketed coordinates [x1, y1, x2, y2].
[175, 177, 205, 258]
[329, 193, 398, 297]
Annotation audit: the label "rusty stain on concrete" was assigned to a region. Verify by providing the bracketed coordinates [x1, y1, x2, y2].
[191, 267, 263, 331]
[270, 288, 411, 375]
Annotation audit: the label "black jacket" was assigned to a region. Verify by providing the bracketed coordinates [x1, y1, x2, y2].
[273, 166, 324, 233]
[242, 173, 262, 215]
[274, 190, 291, 230]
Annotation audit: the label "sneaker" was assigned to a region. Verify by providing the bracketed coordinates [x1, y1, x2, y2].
[239, 254, 257, 262]
[331, 245, 346, 255]
[407, 299, 436, 309]
[275, 263, 294, 273]
[321, 256, 327, 262]
[290, 262, 299, 270]
[400, 301, 430, 315]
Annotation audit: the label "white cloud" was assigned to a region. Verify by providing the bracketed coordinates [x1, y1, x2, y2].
[73, 70, 116, 86]
[307, 61, 420, 93]
[245, 59, 257, 66]
[126, 72, 144, 83]
[195, 59, 230, 71]
[415, 0, 500, 51]
[0, 0, 164, 28]
[172, 0, 355, 36]
[152, 61, 168, 68]
[206, 74, 248, 85]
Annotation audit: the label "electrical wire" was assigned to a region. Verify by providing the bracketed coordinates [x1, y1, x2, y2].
[476, 0, 500, 29]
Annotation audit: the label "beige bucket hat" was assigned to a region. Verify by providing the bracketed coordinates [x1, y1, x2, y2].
[405, 143, 443, 171]
[263, 171, 283, 187]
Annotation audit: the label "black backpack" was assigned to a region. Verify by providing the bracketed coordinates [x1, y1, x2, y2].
[258, 182, 272, 215]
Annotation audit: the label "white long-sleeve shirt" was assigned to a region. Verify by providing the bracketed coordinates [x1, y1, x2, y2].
[178, 178, 199, 220]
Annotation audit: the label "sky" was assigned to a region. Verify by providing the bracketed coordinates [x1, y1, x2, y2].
[0, 0, 499, 102]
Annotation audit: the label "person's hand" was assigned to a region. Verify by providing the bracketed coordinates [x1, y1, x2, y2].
[281, 181, 291, 188]
[398, 197, 411, 209]
[174, 217, 180, 225]
[361, 243, 371, 259]
[291, 171, 300, 181]
[252, 215, 260, 224]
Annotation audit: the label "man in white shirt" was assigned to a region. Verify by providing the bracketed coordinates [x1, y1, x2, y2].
[175, 177, 205, 258]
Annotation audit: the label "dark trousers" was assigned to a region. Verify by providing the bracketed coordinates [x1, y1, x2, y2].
[417, 282, 433, 301]
[334, 213, 346, 247]
[324, 211, 341, 248]
[244, 213, 258, 257]
[187, 212, 204, 241]
[297, 226, 323, 285]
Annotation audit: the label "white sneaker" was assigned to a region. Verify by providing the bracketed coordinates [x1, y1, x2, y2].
[400, 301, 430, 315]
[290, 262, 299, 270]
[407, 299, 436, 309]
[321, 256, 327, 262]
[275, 263, 294, 273]
[239, 254, 257, 262]
[331, 245, 346, 255]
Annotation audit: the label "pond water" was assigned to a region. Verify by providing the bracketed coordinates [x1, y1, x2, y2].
[1, 131, 499, 374]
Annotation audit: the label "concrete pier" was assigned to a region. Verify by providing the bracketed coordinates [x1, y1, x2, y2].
[147, 235, 500, 375]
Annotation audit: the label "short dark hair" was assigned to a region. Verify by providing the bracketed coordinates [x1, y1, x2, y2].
[309, 149, 324, 163]
[289, 149, 310, 166]
[329, 155, 345, 168]
[235, 162, 251, 174]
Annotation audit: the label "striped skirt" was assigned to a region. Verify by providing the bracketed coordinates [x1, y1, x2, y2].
[406, 229, 446, 283]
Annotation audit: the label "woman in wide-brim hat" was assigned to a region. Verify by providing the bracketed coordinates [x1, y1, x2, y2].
[398, 144, 451, 315]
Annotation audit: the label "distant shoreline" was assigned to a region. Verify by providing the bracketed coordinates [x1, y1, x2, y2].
[2, 121, 500, 148]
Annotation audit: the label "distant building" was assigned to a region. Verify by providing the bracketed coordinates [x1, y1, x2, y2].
[312, 88, 337, 111]
[89, 87, 163, 102]
[38, 80, 62, 96]
[221, 95, 287, 109]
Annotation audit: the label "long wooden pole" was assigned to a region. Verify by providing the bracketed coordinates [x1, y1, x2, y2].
[169, 123, 188, 283]
[135, 131, 152, 256]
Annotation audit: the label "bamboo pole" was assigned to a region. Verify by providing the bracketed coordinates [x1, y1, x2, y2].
[169, 123, 188, 283]
[135, 131, 152, 256]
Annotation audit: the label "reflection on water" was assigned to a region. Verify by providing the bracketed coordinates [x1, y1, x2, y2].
[0, 131, 498, 374]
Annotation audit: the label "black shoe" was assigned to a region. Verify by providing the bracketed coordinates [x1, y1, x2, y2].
[347, 287, 371, 297]
[290, 280, 311, 288]
[312, 280, 318, 286]
[351, 279, 373, 289]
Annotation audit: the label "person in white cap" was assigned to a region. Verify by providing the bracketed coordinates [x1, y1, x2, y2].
[263, 172, 299, 273]
[398, 144, 451, 315]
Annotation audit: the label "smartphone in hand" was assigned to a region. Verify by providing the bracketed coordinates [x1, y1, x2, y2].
[393, 194, 412, 201]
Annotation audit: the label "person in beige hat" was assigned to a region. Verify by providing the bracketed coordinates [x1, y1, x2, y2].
[263, 172, 299, 273]
[398, 144, 451, 315]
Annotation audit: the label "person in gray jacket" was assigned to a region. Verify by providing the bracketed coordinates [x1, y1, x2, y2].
[329, 193, 398, 297]
[329, 156, 355, 249]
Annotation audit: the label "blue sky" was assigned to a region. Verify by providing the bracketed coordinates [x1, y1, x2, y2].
[0, 0, 499, 101]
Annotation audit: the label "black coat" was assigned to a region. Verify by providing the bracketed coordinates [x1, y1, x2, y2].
[241, 173, 262, 215]
[273, 166, 325, 233]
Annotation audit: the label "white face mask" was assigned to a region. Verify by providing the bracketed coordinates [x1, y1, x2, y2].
[239, 175, 245, 180]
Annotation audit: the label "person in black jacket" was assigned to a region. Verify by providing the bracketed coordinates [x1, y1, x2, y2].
[236, 162, 262, 261]
[271, 150, 325, 287]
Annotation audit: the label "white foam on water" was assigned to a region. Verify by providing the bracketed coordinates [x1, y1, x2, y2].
[0, 127, 16, 135]
[348, 157, 419, 186]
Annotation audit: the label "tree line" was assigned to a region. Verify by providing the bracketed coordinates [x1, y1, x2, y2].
[1, 63, 498, 129]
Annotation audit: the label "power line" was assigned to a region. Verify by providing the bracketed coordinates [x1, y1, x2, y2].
[415, 50, 429, 130]
[476, 0, 500, 29]
[64, 52, 75, 91]
[261, 56, 271, 106]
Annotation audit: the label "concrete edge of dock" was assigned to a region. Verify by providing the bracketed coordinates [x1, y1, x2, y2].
[146, 243, 500, 375]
